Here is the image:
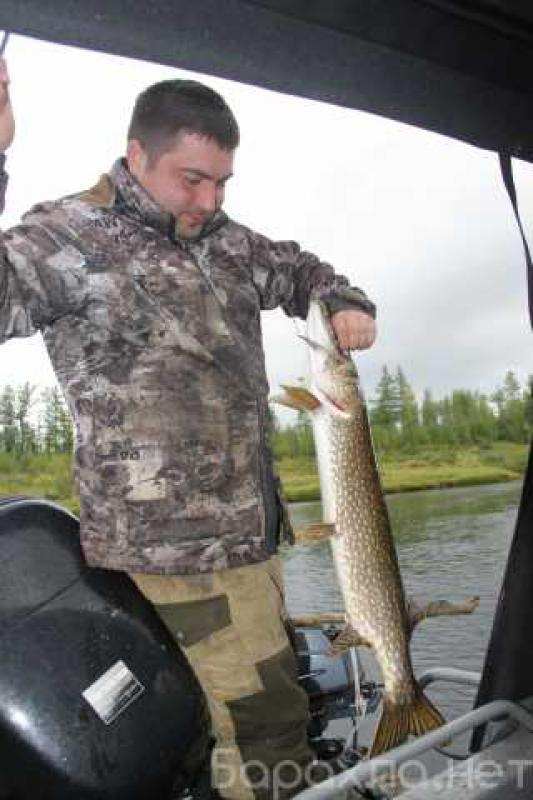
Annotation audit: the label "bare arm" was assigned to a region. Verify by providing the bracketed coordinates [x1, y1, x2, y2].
[0, 57, 14, 155]
[0, 58, 13, 214]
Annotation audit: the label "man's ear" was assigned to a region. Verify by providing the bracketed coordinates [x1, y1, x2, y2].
[126, 139, 148, 176]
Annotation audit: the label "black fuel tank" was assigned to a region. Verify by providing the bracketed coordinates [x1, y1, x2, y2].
[0, 497, 209, 800]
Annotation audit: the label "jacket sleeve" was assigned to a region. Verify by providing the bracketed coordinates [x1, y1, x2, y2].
[0, 163, 88, 344]
[0, 154, 7, 215]
[247, 228, 376, 320]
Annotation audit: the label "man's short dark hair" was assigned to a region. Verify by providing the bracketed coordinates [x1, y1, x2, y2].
[128, 80, 240, 163]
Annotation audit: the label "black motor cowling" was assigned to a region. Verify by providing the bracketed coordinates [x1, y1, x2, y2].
[294, 626, 357, 738]
[0, 497, 209, 800]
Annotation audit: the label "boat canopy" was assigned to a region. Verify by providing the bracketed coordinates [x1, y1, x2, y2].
[0, 0, 532, 162]
[1, 0, 533, 756]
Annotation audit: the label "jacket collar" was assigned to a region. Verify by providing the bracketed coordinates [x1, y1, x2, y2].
[108, 158, 228, 241]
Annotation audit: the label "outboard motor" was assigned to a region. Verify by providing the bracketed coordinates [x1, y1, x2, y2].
[294, 626, 382, 765]
[0, 497, 209, 800]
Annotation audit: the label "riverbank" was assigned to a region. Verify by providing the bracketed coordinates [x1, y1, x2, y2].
[0, 452, 78, 513]
[0, 442, 528, 511]
[277, 442, 528, 502]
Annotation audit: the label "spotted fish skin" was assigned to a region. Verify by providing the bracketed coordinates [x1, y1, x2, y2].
[281, 297, 444, 755]
[324, 375, 414, 701]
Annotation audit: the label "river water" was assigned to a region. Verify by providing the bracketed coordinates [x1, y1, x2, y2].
[280, 480, 523, 747]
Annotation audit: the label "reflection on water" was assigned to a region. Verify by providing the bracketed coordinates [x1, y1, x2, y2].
[281, 480, 522, 722]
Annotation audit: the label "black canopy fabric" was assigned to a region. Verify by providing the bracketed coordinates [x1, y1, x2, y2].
[0, 0, 533, 161]
[2, 0, 533, 753]
[471, 442, 533, 752]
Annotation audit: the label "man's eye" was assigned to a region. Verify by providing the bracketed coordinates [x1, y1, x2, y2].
[185, 176, 201, 186]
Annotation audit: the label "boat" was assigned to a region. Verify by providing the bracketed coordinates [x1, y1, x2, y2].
[0, 496, 368, 799]
[0, 2, 532, 797]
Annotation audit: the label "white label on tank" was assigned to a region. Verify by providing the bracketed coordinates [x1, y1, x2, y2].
[82, 660, 145, 725]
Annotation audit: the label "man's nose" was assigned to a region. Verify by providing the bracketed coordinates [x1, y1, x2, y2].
[197, 182, 217, 213]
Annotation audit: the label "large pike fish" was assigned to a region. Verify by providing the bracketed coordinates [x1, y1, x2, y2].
[274, 298, 445, 756]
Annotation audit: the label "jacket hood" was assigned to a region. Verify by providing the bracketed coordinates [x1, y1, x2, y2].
[108, 158, 228, 242]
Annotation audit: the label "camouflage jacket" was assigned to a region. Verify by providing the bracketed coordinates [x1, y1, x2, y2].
[0, 156, 376, 575]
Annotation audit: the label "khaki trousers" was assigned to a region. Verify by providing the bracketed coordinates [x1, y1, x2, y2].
[131, 556, 315, 800]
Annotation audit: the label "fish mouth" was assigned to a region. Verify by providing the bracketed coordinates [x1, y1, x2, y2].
[299, 333, 352, 419]
[312, 384, 351, 420]
[323, 392, 347, 413]
[298, 332, 349, 368]
[298, 332, 339, 357]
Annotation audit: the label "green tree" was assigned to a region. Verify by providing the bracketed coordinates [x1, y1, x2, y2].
[14, 382, 38, 454]
[450, 390, 476, 444]
[41, 387, 74, 453]
[491, 387, 505, 417]
[295, 409, 315, 458]
[396, 367, 419, 446]
[503, 370, 521, 402]
[371, 365, 400, 428]
[58, 399, 74, 453]
[421, 389, 438, 429]
[0, 385, 17, 452]
[472, 393, 497, 442]
[524, 375, 533, 432]
[493, 371, 526, 442]
[437, 396, 458, 445]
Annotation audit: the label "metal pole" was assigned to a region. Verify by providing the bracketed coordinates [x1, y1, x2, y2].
[0, 32, 9, 56]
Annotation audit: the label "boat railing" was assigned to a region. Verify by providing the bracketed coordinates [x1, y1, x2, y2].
[294, 667, 533, 800]
[417, 666, 481, 690]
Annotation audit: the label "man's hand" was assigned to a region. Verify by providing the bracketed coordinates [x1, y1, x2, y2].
[0, 58, 14, 152]
[330, 309, 377, 351]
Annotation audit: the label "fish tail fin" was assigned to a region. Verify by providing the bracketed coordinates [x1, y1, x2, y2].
[370, 686, 445, 757]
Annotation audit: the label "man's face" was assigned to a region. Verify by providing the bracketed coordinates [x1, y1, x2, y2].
[127, 132, 234, 239]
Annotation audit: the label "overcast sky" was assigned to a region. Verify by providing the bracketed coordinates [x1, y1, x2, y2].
[1, 33, 532, 423]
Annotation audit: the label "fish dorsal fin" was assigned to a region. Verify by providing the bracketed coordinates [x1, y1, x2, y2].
[271, 385, 321, 411]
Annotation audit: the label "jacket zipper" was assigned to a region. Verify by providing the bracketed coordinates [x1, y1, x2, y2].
[182, 239, 268, 543]
[256, 396, 268, 543]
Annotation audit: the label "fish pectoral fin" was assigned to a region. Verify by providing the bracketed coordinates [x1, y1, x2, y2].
[270, 385, 321, 411]
[406, 595, 480, 636]
[370, 685, 446, 757]
[294, 522, 336, 543]
[328, 623, 371, 653]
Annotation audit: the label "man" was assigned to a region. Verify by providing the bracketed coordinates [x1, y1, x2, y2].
[0, 60, 376, 799]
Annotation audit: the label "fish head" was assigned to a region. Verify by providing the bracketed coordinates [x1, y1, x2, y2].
[303, 298, 362, 417]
